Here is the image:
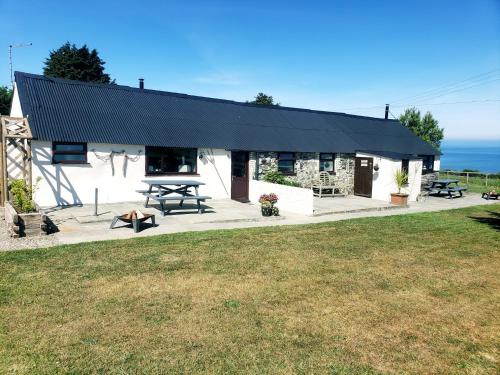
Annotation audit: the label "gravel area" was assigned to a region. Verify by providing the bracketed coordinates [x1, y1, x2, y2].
[0, 217, 60, 252]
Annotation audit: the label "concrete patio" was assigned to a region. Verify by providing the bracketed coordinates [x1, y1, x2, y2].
[1, 193, 497, 250]
[37, 193, 497, 245]
[313, 195, 400, 216]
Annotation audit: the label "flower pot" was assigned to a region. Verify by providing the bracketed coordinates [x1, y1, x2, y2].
[261, 206, 273, 217]
[390, 193, 409, 206]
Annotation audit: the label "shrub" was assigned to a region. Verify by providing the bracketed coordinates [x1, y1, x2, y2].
[9, 178, 41, 213]
[394, 169, 408, 194]
[262, 170, 301, 187]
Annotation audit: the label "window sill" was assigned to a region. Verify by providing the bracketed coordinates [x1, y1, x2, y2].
[145, 173, 200, 177]
[52, 162, 91, 166]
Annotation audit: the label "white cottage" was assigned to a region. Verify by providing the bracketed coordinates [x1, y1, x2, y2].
[5, 72, 440, 209]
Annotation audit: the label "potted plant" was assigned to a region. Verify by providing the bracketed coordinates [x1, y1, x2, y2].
[5, 177, 49, 237]
[258, 193, 279, 216]
[390, 169, 409, 205]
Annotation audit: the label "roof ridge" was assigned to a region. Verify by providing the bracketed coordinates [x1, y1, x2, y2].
[14, 71, 397, 122]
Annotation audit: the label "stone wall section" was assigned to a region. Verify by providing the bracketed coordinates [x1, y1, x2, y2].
[249, 152, 355, 194]
[421, 171, 439, 187]
[332, 153, 355, 195]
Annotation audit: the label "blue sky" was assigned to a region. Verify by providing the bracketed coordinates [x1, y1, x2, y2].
[1, 0, 499, 140]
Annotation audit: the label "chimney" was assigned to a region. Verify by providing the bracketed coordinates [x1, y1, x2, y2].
[384, 104, 389, 119]
[139, 78, 144, 89]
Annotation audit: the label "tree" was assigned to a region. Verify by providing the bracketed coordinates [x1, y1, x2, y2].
[399, 107, 444, 150]
[0, 86, 13, 115]
[249, 92, 280, 106]
[43, 42, 113, 83]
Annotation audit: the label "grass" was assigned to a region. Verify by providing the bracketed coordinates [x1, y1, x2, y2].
[1, 205, 499, 374]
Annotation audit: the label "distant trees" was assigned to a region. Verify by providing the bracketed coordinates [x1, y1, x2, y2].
[0, 86, 13, 115]
[249, 93, 280, 106]
[43, 42, 113, 83]
[399, 107, 444, 150]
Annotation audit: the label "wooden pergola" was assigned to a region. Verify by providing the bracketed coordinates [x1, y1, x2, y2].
[0, 116, 32, 206]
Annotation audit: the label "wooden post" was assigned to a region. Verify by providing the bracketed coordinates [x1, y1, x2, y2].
[485, 174, 488, 187]
[26, 139, 32, 188]
[0, 123, 4, 206]
[0, 116, 33, 203]
[466, 172, 469, 185]
[1, 128, 7, 205]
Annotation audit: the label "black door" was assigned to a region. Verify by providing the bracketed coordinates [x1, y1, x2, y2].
[354, 157, 373, 198]
[231, 151, 249, 202]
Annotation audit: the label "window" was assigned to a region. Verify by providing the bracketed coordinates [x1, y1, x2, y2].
[145, 147, 197, 175]
[277, 152, 296, 175]
[419, 155, 434, 174]
[52, 142, 87, 164]
[402, 159, 409, 175]
[319, 153, 335, 174]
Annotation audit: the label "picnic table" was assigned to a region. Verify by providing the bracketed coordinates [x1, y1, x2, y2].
[138, 180, 211, 216]
[425, 179, 467, 198]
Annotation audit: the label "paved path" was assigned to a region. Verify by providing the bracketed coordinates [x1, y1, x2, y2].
[1, 194, 498, 251]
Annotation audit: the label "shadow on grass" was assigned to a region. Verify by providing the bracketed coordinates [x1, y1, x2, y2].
[469, 210, 500, 231]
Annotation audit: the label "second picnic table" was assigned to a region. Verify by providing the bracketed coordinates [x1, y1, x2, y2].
[425, 179, 467, 198]
[139, 180, 211, 216]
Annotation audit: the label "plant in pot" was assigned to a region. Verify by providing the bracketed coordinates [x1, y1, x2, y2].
[5, 177, 48, 237]
[391, 169, 409, 205]
[258, 193, 279, 216]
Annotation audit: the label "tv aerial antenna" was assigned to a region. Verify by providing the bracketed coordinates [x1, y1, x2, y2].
[9, 42, 32, 87]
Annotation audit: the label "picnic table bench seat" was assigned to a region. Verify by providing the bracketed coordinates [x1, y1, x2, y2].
[145, 194, 212, 216]
[426, 185, 467, 198]
[144, 194, 211, 201]
[136, 189, 159, 194]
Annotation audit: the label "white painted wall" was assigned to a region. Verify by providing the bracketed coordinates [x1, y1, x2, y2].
[31, 141, 232, 207]
[434, 155, 441, 171]
[9, 84, 22, 117]
[357, 152, 422, 202]
[249, 180, 314, 216]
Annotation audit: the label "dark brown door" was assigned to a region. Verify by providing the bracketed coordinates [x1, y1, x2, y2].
[354, 157, 373, 198]
[231, 151, 249, 202]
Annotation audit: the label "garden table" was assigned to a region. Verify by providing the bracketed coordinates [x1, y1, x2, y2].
[138, 180, 210, 216]
[425, 179, 467, 198]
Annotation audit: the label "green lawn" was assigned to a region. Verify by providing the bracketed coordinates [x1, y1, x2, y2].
[1, 205, 499, 374]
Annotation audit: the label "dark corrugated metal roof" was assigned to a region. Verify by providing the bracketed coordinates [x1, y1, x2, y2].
[359, 150, 422, 160]
[15, 71, 439, 155]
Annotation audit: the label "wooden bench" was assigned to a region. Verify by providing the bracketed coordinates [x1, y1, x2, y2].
[145, 194, 211, 216]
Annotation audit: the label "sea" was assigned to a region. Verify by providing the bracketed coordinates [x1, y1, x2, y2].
[440, 140, 500, 174]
